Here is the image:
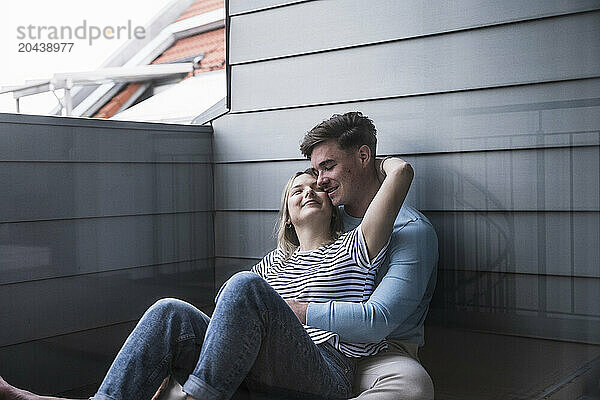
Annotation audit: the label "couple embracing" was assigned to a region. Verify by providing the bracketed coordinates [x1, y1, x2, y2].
[1, 112, 438, 400]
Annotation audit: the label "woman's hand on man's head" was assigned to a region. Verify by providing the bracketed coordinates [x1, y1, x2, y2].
[375, 157, 413, 184]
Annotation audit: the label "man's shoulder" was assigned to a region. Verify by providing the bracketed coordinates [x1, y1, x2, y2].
[393, 205, 433, 231]
[388, 206, 438, 265]
[340, 204, 436, 237]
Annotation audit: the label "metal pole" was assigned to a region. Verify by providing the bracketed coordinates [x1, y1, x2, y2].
[64, 79, 73, 116]
[15, 97, 20, 113]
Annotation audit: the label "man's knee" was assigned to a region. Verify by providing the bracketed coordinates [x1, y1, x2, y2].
[398, 365, 434, 400]
[353, 357, 434, 400]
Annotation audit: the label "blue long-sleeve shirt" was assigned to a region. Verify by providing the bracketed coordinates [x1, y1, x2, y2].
[306, 205, 438, 346]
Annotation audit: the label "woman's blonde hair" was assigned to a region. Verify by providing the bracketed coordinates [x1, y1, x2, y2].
[276, 169, 344, 259]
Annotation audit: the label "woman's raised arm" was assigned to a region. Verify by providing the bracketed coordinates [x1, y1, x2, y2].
[361, 157, 414, 260]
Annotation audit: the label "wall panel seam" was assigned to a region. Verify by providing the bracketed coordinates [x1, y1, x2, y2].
[225, 0, 232, 110]
[437, 269, 600, 279]
[424, 317, 600, 345]
[214, 257, 600, 280]
[0, 160, 213, 165]
[3, 294, 217, 348]
[214, 209, 600, 213]
[533, 355, 600, 399]
[0, 116, 212, 133]
[0, 256, 216, 287]
[229, 8, 600, 65]
[433, 304, 600, 318]
[212, 143, 600, 164]
[1, 210, 213, 225]
[228, 76, 600, 114]
[436, 269, 600, 280]
[0, 320, 140, 349]
[230, 0, 315, 17]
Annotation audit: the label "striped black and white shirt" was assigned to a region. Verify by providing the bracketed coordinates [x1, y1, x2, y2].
[251, 225, 389, 358]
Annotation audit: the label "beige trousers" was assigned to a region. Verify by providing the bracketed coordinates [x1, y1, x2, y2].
[350, 341, 434, 400]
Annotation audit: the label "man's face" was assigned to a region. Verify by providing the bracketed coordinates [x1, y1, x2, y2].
[310, 140, 362, 206]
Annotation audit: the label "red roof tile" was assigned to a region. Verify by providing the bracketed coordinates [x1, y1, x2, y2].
[176, 0, 223, 21]
[152, 27, 225, 70]
[93, 83, 143, 119]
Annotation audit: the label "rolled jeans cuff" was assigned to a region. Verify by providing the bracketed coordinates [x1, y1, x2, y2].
[89, 394, 116, 400]
[183, 374, 222, 400]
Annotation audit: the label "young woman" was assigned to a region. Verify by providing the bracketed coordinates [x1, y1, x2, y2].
[0, 158, 413, 400]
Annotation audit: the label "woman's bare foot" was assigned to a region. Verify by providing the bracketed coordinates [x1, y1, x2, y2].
[0, 376, 76, 400]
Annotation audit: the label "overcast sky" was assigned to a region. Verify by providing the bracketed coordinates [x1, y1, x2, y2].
[0, 0, 168, 114]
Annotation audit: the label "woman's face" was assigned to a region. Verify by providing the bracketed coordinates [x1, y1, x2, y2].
[287, 173, 333, 228]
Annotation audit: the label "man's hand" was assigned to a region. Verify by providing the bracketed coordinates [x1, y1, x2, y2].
[285, 300, 308, 324]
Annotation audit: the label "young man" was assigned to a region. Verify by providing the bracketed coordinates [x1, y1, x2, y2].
[288, 111, 438, 400]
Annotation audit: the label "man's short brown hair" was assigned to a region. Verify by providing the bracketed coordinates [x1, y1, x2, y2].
[300, 111, 377, 159]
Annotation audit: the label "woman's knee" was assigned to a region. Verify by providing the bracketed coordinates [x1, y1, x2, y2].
[142, 298, 209, 335]
[217, 271, 274, 306]
[223, 271, 268, 295]
[143, 298, 195, 322]
[229, 271, 264, 285]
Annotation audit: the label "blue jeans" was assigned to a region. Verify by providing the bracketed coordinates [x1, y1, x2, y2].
[91, 272, 355, 400]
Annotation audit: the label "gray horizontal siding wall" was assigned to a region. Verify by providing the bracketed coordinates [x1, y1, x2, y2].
[213, 1, 600, 344]
[0, 113, 215, 394]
